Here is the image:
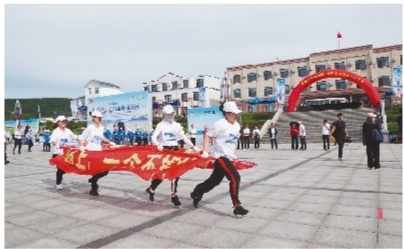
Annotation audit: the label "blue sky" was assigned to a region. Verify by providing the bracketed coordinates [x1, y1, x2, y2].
[4, 4, 402, 99]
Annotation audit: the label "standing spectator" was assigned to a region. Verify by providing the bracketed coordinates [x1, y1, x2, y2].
[290, 123, 299, 150]
[142, 129, 149, 145]
[298, 121, 307, 150]
[35, 132, 40, 145]
[5, 131, 10, 164]
[242, 125, 250, 150]
[119, 128, 126, 145]
[13, 124, 23, 155]
[268, 123, 278, 150]
[112, 128, 120, 145]
[127, 129, 135, 145]
[26, 129, 34, 152]
[190, 124, 197, 146]
[321, 119, 331, 151]
[135, 127, 142, 145]
[362, 113, 381, 170]
[252, 126, 260, 149]
[330, 113, 350, 161]
[237, 126, 244, 150]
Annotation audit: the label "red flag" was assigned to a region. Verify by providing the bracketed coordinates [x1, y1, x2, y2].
[337, 31, 342, 39]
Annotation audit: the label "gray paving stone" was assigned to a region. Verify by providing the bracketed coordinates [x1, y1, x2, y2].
[241, 235, 309, 248]
[103, 232, 177, 248]
[53, 223, 120, 245]
[6, 209, 58, 227]
[275, 210, 327, 226]
[215, 216, 269, 234]
[93, 212, 154, 230]
[70, 207, 121, 222]
[142, 220, 205, 241]
[298, 195, 339, 204]
[378, 219, 402, 236]
[330, 204, 377, 218]
[25, 216, 87, 235]
[311, 227, 376, 248]
[379, 208, 402, 221]
[4, 204, 38, 218]
[5, 227, 46, 248]
[376, 234, 402, 248]
[45, 202, 94, 215]
[323, 214, 377, 233]
[289, 202, 333, 214]
[12, 237, 80, 248]
[259, 221, 318, 242]
[337, 197, 378, 208]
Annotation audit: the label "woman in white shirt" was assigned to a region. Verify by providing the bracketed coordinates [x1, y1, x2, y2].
[190, 124, 197, 146]
[79, 111, 116, 196]
[12, 124, 23, 155]
[190, 101, 249, 216]
[50, 116, 80, 190]
[321, 119, 331, 151]
[146, 105, 200, 206]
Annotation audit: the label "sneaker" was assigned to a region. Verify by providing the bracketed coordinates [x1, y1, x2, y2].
[233, 205, 249, 216]
[338, 158, 343, 161]
[145, 188, 154, 202]
[190, 191, 202, 208]
[56, 184, 63, 190]
[5, 161, 10, 165]
[89, 189, 99, 196]
[171, 195, 182, 206]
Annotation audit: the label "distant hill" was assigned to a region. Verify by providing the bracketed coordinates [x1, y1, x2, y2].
[5, 98, 73, 120]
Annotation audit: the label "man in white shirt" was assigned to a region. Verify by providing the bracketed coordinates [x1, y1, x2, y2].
[146, 105, 200, 206]
[321, 119, 331, 151]
[12, 124, 23, 155]
[190, 101, 249, 216]
[268, 123, 278, 150]
[252, 126, 260, 149]
[298, 121, 307, 150]
[242, 125, 251, 150]
[190, 124, 197, 146]
[5, 131, 10, 164]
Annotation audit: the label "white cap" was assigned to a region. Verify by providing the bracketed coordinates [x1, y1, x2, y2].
[162, 105, 175, 114]
[223, 101, 242, 114]
[91, 110, 103, 117]
[367, 112, 376, 118]
[54, 116, 67, 123]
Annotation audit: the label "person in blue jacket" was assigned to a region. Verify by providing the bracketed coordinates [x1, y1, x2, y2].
[43, 131, 51, 152]
[104, 128, 111, 140]
[112, 128, 120, 145]
[142, 129, 149, 145]
[127, 129, 135, 145]
[119, 128, 126, 145]
[135, 128, 142, 146]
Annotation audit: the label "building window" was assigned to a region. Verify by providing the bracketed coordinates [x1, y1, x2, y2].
[196, 79, 204, 88]
[233, 75, 241, 83]
[233, 89, 241, 98]
[263, 71, 272, 80]
[94, 88, 99, 94]
[181, 92, 188, 102]
[378, 76, 390, 87]
[355, 60, 366, 70]
[264, 87, 273, 96]
[193, 92, 199, 101]
[143, 87, 149, 92]
[285, 85, 290, 94]
[280, 69, 289, 78]
[151, 85, 157, 92]
[164, 95, 172, 102]
[247, 73, 257, 82]
[316, 81, 327, 91]
[377, 57, 389, 68]
[264, 104, 274, 112]
[152, 96, 156, 102]
[162, 83, 168, 91]
[316, 64, 326, 72]
[248, 104, 257, 113]
[172, 81, 178, 90]
[335, 80, 347, 89]
[334, 62, 346, 70]
[88, 88, 92, 95]
[183, 80, 189, 88]
[298, 66, 308, 77]
[248, 88, 257, 97]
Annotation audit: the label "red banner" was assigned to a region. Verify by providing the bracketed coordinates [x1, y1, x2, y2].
[49, 145, 256, 181]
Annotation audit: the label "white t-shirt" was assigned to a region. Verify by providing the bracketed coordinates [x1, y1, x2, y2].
[152, 120, 184, 146]
[243, 128, 250, 136]
[50, 128, 78, 155]
[299, 124, 306, 136]
[14, 129, 23, 139]
[80, 124, 105, 151]
[270, 127, 277, 139]
[208, 118, 240, 160]
[190, 128, 197, 138]
[253, 128, 260, 136]
[321, 123, 330, 135]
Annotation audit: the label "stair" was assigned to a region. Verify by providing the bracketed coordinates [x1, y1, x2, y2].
[260, 108, 375, 144]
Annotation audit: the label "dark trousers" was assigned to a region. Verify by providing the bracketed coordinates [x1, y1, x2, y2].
[254, 138, 260, 149]
[270, 138, 278, 149]
[366, 143, 380, 168]
[243, 136, 250, 149]
[114, 138, 120, 145]
[28, 141, 33, 151]
[193, 157, 241, 206]
[322, 135, 330, 150]
[13, 139, 22, 154]
[237, 137, 244, 149]
[53, 154, 66, 184]
[291, 135, 299, 150]
[89, 171, 109, 190]
[191, 138, 196, 146]
[335, 135, 345, 158]
[5, 144, 8, 162]
[129, 139, 134, 146]
[143, 138, 148, 146]
[136, 137, 142, 145]
[149, 146, 179, 193]
[300, 136, 307, 150]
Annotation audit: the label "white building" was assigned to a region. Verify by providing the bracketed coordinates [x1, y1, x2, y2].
[142, 72, 222, 116]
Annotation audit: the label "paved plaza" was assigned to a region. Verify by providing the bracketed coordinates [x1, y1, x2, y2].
[4, 142, 403, 248]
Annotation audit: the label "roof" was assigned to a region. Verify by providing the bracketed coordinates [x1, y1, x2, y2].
[84, 80, 121, 89]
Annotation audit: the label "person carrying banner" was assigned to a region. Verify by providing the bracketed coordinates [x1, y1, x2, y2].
[79, 111, 116, 196]
[146, 105, 200, 206]
[190, 101, 249, 216]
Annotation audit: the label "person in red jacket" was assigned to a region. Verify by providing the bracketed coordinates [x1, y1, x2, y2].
[290, 123, 299, 150]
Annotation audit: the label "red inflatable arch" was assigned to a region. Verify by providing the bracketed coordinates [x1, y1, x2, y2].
[287, 69, 381, 112]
